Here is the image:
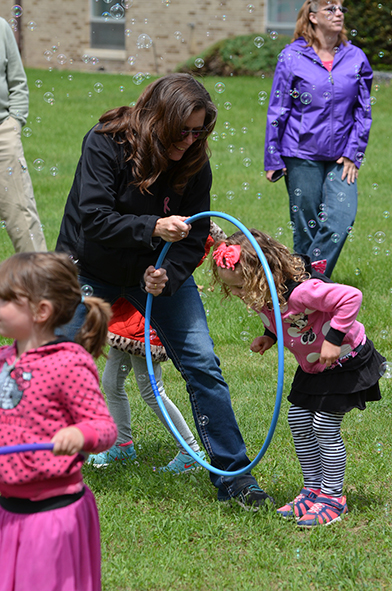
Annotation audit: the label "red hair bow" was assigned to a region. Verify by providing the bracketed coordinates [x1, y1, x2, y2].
[213, 243, 241, 270]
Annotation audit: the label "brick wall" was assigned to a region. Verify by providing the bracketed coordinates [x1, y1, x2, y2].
[0, 0, 266, 74]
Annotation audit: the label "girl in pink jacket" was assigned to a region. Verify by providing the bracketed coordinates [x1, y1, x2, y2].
[212, 229, 385, 528]
[0, 252, 117, 591]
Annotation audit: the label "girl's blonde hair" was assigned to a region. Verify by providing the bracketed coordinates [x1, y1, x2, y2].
[212, 230, 308, 310]
[0, 252, 111, 358]
[293, 0, 348, 49]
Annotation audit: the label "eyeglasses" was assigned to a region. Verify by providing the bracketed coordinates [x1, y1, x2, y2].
[313, 5, 348, 15]
[179, 127, 208, 140]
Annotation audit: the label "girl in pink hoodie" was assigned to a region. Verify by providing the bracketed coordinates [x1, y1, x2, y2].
[212, 229, 385, 528]
[0, 252, 117, 591]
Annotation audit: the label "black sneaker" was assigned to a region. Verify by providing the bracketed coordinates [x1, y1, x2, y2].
[234, 485, 275, 512]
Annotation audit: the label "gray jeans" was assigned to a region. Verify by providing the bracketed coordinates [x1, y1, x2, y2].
[102, 347, 200, 453]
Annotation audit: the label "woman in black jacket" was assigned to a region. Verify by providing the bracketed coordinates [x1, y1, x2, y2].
[56, 73, 272, 510]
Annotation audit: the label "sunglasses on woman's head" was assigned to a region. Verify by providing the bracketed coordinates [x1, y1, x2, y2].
[180, 127, 208, 140]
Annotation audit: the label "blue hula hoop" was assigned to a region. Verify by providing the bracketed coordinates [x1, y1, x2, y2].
[144, 211, 284, 477]
[0, 443, 54, 456]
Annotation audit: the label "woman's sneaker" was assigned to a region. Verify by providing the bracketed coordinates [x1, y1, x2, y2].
[297, 495, 348, 528]
[277, 488, 319, 520]
[159, 450, 206, 474]
[86, 442, 136, 467]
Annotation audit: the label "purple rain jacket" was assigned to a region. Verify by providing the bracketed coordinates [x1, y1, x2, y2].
[264, 38, 373, 171]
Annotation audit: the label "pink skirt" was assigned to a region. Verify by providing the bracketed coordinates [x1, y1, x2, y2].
[0, 486, 101, 591]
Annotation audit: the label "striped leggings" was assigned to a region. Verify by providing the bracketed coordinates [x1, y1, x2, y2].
[288, 405, 346, 497]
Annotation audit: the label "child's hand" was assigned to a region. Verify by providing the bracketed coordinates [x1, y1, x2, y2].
[51, 426, 85, 456]
[250, 336, 275, 355]
[319, 340, 341, 368]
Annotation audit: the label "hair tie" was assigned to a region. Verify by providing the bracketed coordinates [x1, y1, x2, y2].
[213, 243, 241, 270]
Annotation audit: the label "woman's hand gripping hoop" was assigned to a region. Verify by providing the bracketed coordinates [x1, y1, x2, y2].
[144, 211, 284, 476]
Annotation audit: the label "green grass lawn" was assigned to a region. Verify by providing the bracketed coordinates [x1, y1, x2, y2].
[3, 68, 392, 590]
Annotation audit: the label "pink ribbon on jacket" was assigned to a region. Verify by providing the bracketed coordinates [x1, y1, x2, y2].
[213, 243, 241, 270]
[163, 196, 171, 214]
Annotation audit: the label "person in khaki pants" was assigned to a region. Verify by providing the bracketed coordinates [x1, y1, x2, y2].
[0, 17, 46, 253]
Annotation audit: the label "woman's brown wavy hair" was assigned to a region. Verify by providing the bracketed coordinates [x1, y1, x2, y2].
[96, 73, 217, 195]
[293, 0, 348, 50]
[212, 230, 309, 310]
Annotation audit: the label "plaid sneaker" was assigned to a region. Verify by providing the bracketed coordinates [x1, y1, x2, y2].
[159, 450, 206, 474]
[277, 488, 319, 520]
[297, 495, 348, 528]
[233, 485, 275, 512]
[86, 442, 136, 467]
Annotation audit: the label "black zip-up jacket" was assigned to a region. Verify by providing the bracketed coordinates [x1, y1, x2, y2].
[56, 125, 211, 296]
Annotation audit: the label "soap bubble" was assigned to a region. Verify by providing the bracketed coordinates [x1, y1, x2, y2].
[294, 188, 302, 197]
[11, 5, 23, 17]
[380, 329, 388, 339]
[23, 127, 32, 138]
[195, 58, 204, 68]
[174, 30, 182, 40]
[291, 205, 299, 213]
[318, 211, 328, 222]
[110, 3, 125, 19]
[258, 91, 268, 101]
[331, 233, 340, 243]
[351, 29, 357, 37]
[127, 55, 136, 66]
[242, 182, 250, 191]
[94, 82, 103, 93]
[354, 268, 361, 276]
[211, 131, 219, 142]
[241, 127, 248, 134]
[215, 82, 226, 94]
[120, 365, 128, 373]
[271, 120, 279, 127]
[50, 166, 58, 176]
[370, 96, 377, 105]
[81, 285, 94, 297]
[224, 101, 232, 110]
[308, 219, 316, 228]
[291, 89, 300, 99]
[379, 51, 384, 58]
[337, 192, 346, 202]
[254, 36, 264, 48]
[247, 4, 255, 13]
[313, 248, 321, 257]
[383, 211, 390, 219]
[226, 190, 235, 200]
[199, 415, 209, 426]
[300, 92, 312, 105]
[323, 91, 331, 100]
[374, 231, 386, 243]
[229, 127, 236, 136]
[243, 158, 252, 167]
[379, 361, 392, 378]
[270, 31, 278, 40]
[43, 92, 54, 104]
[227, 144, 235, 153]
[33, 158, 45, 171]
[132, 72, 145, 85]
[327, 172, 336, 181]
[57, 54, 67, 65]
[28, 21, 36, 31]
[267, 146, 276, 154]
[373, 183, 378, 190]
[356, 152, 365, 162]
[137, 34, 152, 49]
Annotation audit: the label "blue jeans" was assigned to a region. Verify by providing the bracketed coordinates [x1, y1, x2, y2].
[284, 157, 357, 277]
[63, 275, 258, 498]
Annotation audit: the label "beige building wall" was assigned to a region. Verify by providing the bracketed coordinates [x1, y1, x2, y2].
[0, 0, 266, 74]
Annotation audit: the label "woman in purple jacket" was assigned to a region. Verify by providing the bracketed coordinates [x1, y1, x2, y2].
[265, 0, 373, 277]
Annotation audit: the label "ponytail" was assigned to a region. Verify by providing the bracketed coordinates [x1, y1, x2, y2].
[74, 296, 112, 358]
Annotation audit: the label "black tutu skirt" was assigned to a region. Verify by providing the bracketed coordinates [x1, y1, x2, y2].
[287, 338, 385, 413]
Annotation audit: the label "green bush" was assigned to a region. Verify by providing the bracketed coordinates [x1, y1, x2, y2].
[341, 0, 392, 70]
[176, 34, 292, 77]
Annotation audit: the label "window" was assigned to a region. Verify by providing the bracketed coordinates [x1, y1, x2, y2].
[267, 0, 304, 36]
[91, 0, 125, 50]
